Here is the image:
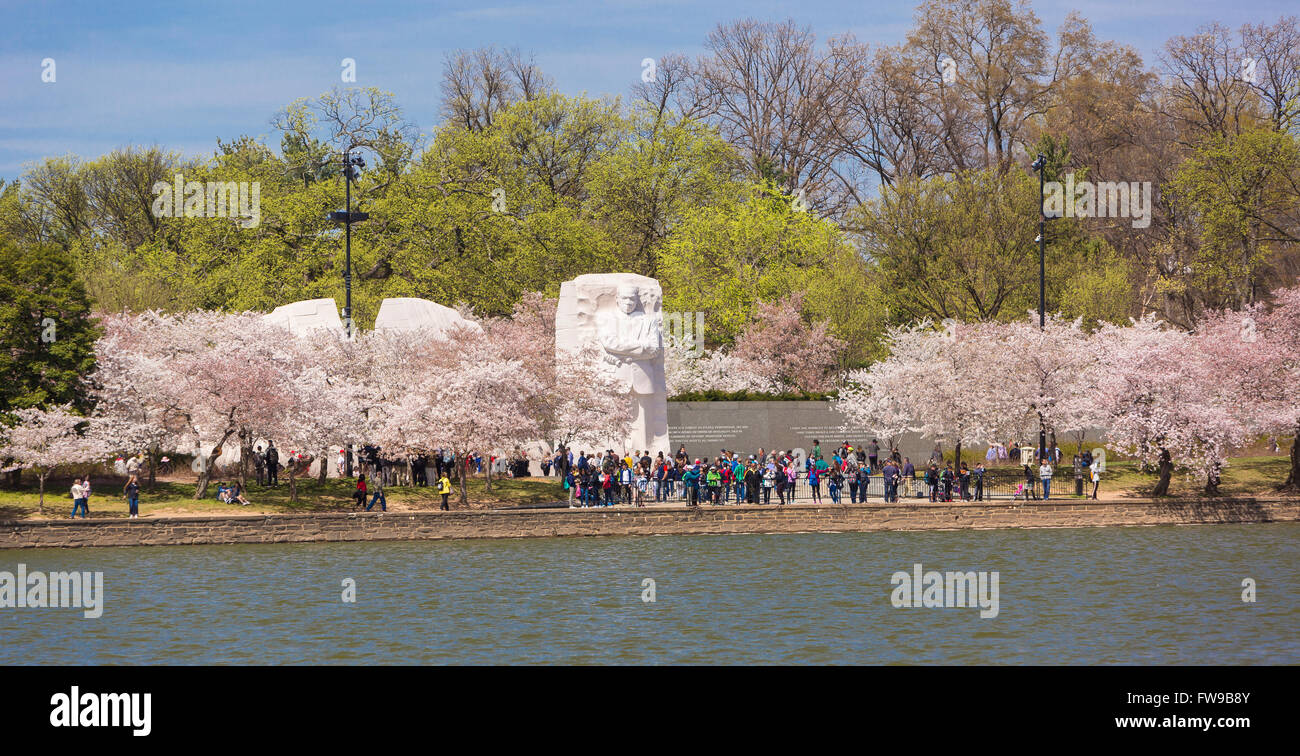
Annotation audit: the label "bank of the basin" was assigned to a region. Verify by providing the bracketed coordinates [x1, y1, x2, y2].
[2, 498, 1297, 549]
[3, 525, 1297, 664]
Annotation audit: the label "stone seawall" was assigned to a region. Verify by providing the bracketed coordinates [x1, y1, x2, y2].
[2, 498, 1296, 550]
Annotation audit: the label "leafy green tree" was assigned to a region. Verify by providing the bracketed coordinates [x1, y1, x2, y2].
[659, 182, 849, 345]
[1164, 128, 1300, 311]
[0, 239, 100, 415]
[854, 168, 1040, 324]
[586, 106, 742, 276]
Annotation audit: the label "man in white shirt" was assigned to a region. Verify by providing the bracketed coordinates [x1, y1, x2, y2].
[70, 478, 87, 518]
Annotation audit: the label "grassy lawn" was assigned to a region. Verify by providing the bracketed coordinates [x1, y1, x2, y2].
[0, 474, 566, 520]
[1098, 456, 1292, 498]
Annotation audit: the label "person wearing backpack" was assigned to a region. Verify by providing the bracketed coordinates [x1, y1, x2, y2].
[353, 474, 368, 510]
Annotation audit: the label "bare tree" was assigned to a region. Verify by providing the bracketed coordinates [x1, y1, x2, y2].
[439, 46, 553, 131]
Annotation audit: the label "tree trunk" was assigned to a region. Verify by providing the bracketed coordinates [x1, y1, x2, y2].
[238, 429, 251, 489]
[38, 473, 46, 516]
[1205, 462, 1222, 496]
[194, 428, 236, 499]
[147, 446, 158, 490]
[1151, 448, 1174, 496]
[1281, 422, 1300, 492]
[288, 462, 299, 503]
[485, 456, 493, 492]
[955, 441, 962, 470]
[319, 449, 329, 483]
[457, 454, 468, 507]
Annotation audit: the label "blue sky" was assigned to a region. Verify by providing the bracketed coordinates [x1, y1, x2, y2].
[1, 0, 1296, 180]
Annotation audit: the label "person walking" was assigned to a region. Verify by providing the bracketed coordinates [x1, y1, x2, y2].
[868, 438, 880, 470]
[435, 472, 452, 510]
[265, 442, 280, 486]
[941, 463, 955, 502]
[1039, 458, 1054, 500]
[958, 463, 971, 501]
[973, 463, 986, 501]
[353, 474, 368, 510]
[123, 474, 141, 518]
[365, 470, 387, 511]
[70, 477, 88, 519]
[761, 463, 775, 505]
[925, 464, 939, 502]
[1089, 457, 1102, 500]
[808, 465, 823, 503]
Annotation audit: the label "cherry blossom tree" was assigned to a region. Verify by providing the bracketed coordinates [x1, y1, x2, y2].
[731, 294, 844, 394]
[0, 405, 106, 514]
[1095, 315, 1249, 495]
[838, 321, 1019, 468]
[1194, 285, 1300, 490]
[982, 314, 1108, 456]
[665, 344, 768, 395]
[374, 327, 542, 507]
[486, 293, 634, 465]
[156, 312, 299, 499]
[89, 311, 197, 489]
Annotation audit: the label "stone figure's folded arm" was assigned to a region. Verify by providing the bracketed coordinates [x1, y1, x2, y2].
[599, 332, 658, 358]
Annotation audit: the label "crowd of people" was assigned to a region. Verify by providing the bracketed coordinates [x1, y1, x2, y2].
[546, 438, 1105, 508]
[83, 434, 1104, 519]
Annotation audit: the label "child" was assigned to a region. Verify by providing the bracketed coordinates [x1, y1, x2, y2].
[353, 474, 368, 509]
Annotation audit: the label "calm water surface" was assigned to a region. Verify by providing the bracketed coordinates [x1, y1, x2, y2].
[2, 523, 1296, 664]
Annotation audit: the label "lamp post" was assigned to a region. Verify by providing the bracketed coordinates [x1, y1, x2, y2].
[1031, 153, 1049, 462]
[328, 152, 369, 338]
[328, 152, 369, 477]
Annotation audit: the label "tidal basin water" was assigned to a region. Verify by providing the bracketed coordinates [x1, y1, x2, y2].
[3, 523, 1296, 664]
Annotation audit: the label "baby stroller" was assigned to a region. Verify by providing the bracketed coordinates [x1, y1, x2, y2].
[1012, 482, 1027, 501]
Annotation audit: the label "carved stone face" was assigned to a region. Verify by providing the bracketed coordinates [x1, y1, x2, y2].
[639, 287, 659, 314]
[616, 285, 640, 315]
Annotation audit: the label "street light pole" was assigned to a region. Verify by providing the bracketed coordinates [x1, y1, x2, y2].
[343, 150, 353, 338]
[1038, 163, 1046, 331]
[329, 153, 368, 337]
[1032, 153, 1049, 463]
[328, 152, 369, 478]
